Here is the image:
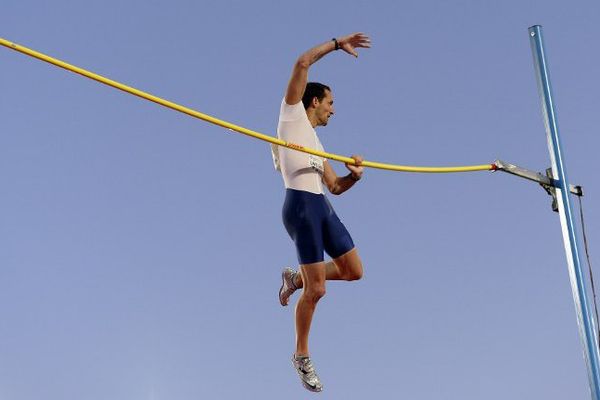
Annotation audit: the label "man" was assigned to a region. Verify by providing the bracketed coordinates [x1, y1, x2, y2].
[274, 32, 371, 392]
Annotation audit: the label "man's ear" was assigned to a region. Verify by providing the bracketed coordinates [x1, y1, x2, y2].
[311, 96, 320, 108]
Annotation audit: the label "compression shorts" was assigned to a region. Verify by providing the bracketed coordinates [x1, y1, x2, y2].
[282, 188, 355, 265]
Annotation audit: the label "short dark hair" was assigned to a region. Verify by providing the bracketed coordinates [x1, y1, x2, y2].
[302, 82, 331, 109]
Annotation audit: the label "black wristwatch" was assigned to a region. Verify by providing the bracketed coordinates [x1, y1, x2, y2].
[332, 38, 340, 50]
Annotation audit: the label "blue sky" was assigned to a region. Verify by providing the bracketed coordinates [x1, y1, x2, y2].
[1, 1, 599, 399]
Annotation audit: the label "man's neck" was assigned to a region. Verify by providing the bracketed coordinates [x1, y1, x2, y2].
[306, 110, 319, 128]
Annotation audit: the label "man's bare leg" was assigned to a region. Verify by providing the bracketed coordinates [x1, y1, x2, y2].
[294, 249, 362, 355]
[279, 248, 362, 306]
[293, 248, 363, 289]
[286, 249, 363, 392]
[295, 261, 326, 356]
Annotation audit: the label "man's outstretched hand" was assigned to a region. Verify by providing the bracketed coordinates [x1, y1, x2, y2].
[338, 33, 371, 57]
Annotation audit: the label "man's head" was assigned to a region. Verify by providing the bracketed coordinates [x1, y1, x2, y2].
[303, 82, 335, 127]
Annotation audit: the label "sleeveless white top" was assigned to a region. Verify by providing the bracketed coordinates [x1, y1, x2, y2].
[273, 99, 325, 195]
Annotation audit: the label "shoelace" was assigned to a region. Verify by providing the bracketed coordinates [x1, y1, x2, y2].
[300, 358, 315, 375]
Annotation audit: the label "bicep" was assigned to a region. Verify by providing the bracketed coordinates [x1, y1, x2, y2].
[284, 59, 309, 105]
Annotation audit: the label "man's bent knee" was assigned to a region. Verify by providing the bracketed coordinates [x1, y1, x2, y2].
[334, 248, 364, 281]
[340, 259, 363, 281]
[345, 268, 363, 281]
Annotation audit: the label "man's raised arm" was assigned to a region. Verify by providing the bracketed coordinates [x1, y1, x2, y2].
[284, 33, 371, 105]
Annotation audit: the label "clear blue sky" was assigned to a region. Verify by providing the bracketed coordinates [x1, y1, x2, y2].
[1, 1, 599, 399]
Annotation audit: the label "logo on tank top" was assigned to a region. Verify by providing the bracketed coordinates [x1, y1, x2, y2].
[308, 154, 324, 176]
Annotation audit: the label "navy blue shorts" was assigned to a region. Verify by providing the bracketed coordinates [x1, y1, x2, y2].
[282, 188, 355, 265]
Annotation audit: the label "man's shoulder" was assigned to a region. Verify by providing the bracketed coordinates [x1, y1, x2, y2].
[279, 98, 307, 122]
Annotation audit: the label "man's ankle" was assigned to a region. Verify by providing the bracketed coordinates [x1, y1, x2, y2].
[293, 272, 302, 289]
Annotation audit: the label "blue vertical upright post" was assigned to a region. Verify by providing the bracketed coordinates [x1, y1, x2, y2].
[529, 25, 600, 399]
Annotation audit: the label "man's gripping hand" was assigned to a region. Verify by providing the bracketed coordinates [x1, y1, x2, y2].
[345, 155, 364, 181]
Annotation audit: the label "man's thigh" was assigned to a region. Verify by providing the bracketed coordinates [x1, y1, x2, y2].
[333, 248, 363, 278]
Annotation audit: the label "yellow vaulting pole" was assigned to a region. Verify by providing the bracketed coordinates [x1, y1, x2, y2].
[0, 37, 495, 173]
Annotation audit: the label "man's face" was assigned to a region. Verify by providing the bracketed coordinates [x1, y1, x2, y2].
[315, 90, 335, 126]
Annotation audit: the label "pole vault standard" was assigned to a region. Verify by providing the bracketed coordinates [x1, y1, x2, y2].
[529, 25, 600, 399]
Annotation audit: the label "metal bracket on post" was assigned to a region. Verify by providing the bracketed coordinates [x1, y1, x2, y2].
[540, 167, 583, 212]
[494, 159, 583, 212]
[540, 168, 559, 212]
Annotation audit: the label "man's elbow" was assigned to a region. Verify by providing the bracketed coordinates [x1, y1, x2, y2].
[295, 56, 310, 70]
[328, 185, 342, 195]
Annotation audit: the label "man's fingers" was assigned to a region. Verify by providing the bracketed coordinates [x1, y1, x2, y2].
[353, 33, 371, 47]
[350, 155, 363, 165]
[342, 33, 371, 52]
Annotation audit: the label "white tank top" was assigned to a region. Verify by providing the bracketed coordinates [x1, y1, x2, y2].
[273, 99, 325, 194]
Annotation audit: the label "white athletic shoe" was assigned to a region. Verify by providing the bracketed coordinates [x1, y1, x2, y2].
[292, 354, 323, 392]
[279, 267, 298, 306]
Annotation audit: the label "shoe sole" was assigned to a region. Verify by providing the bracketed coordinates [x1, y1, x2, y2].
[301, 381, 323, 392]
